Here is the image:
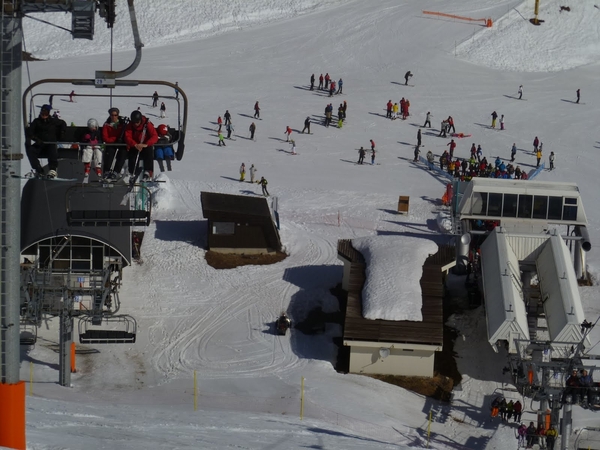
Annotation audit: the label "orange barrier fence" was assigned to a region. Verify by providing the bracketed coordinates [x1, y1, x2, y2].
[423, 11, 493, 28]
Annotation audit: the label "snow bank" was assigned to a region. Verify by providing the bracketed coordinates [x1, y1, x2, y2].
[23, 0, 348, 60]
[456, 0, 600, 72]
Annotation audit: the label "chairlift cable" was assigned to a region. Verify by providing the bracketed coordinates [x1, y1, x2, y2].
[109, 24, 114, 107]
[22, 14, 72, 35]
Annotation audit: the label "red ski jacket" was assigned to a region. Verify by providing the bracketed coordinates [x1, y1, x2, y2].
[124, 117, 159, 149]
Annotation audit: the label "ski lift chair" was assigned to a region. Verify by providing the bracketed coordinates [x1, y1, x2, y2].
[23, 79, 187, 161]
[19, 318, 38, 346]
[78, 314, 137, 344]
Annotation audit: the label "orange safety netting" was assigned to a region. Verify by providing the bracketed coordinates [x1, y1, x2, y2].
[423, 11, 493, 27]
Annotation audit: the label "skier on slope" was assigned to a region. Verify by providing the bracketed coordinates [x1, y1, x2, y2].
[386, 100, 393, 119]
[417, 128, 422, 147]
[423, 111, 432, 128]
[284, 126, 292, 142]
[218, 131, 226, 146]
[447, 139, 457, 158]
[249, 164, 257, 183]
[223, 110, 232, 126]
[490, 111, 498, 128]
[302, 116, 311, 134]
[152, 91, 159, 107]
[254, 101, 260, 119]
[357, 147, 366, 165]
[249, 122, 256, 140]
[413, 145, 420, 162]
[447, 116, 455, 134]
[518, 85, 523, 100]
[310, 73, 315, 91]
[426, 150, 434, 170]
[239, 163, 246, 182]
[510, 143, 517, 162]
[260, 176, 269, 196]
[159, 101, 167, 118]
[404, 71, 413, 85]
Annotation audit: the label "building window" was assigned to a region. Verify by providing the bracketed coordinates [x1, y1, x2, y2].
[517, 194, 533, 219]
[563, 197, 578, 221]
[532, 196, 548, 219]
[488, 193, 503, 217]
[548, 197, 563, 220]
[502, 194, 518, 217]
[472, 192, 488, 215]
[213, 222, 235, 235]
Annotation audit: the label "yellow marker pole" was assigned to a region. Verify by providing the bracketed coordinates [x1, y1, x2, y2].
[193, 370, 197, 411]
[29, 362, 33, 396]
[534, 0, 540, 24]
[427, 410, 432, 448]
[300, 376, 305, 420]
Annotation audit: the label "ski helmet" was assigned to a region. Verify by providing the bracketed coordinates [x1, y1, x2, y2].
[157, 124, 169, 136]
[130, 110, 143, 123]
[87, 118, 99, 129]
[108, 107, 120, 116]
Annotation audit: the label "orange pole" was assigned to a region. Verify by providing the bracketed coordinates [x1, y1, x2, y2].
[70, 342, 77, 373]
[0, 381, 26, 450]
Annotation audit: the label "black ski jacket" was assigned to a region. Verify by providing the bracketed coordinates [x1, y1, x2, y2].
[27, 115, 66, 144]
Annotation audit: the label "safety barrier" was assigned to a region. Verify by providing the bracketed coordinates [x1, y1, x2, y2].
[423, 11, 493, 28]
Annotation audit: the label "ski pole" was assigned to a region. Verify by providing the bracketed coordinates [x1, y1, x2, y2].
[131, 151, 141, 181]
[109, 146, 120, 173]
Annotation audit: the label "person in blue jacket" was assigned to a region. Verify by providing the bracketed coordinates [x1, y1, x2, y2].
[154, 124, 174, 172]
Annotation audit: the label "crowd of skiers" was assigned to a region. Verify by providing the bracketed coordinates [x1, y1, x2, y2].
[386, 98, 411, 120]
[309, 73, 343, 96]
[491, 396, 558, 449]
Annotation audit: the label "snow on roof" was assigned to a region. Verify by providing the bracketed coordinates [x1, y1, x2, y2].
[352, 235, 439, 322]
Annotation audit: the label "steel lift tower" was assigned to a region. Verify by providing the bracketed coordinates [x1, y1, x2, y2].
[1, 2, 25, 449]
[1, 2, 115, 448]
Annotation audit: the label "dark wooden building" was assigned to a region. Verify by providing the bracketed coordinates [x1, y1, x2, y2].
[201, 192, 281, 254]
[337, 239, 454, 377]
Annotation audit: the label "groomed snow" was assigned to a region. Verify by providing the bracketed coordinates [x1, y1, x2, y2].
[15, 0, 600, 448]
